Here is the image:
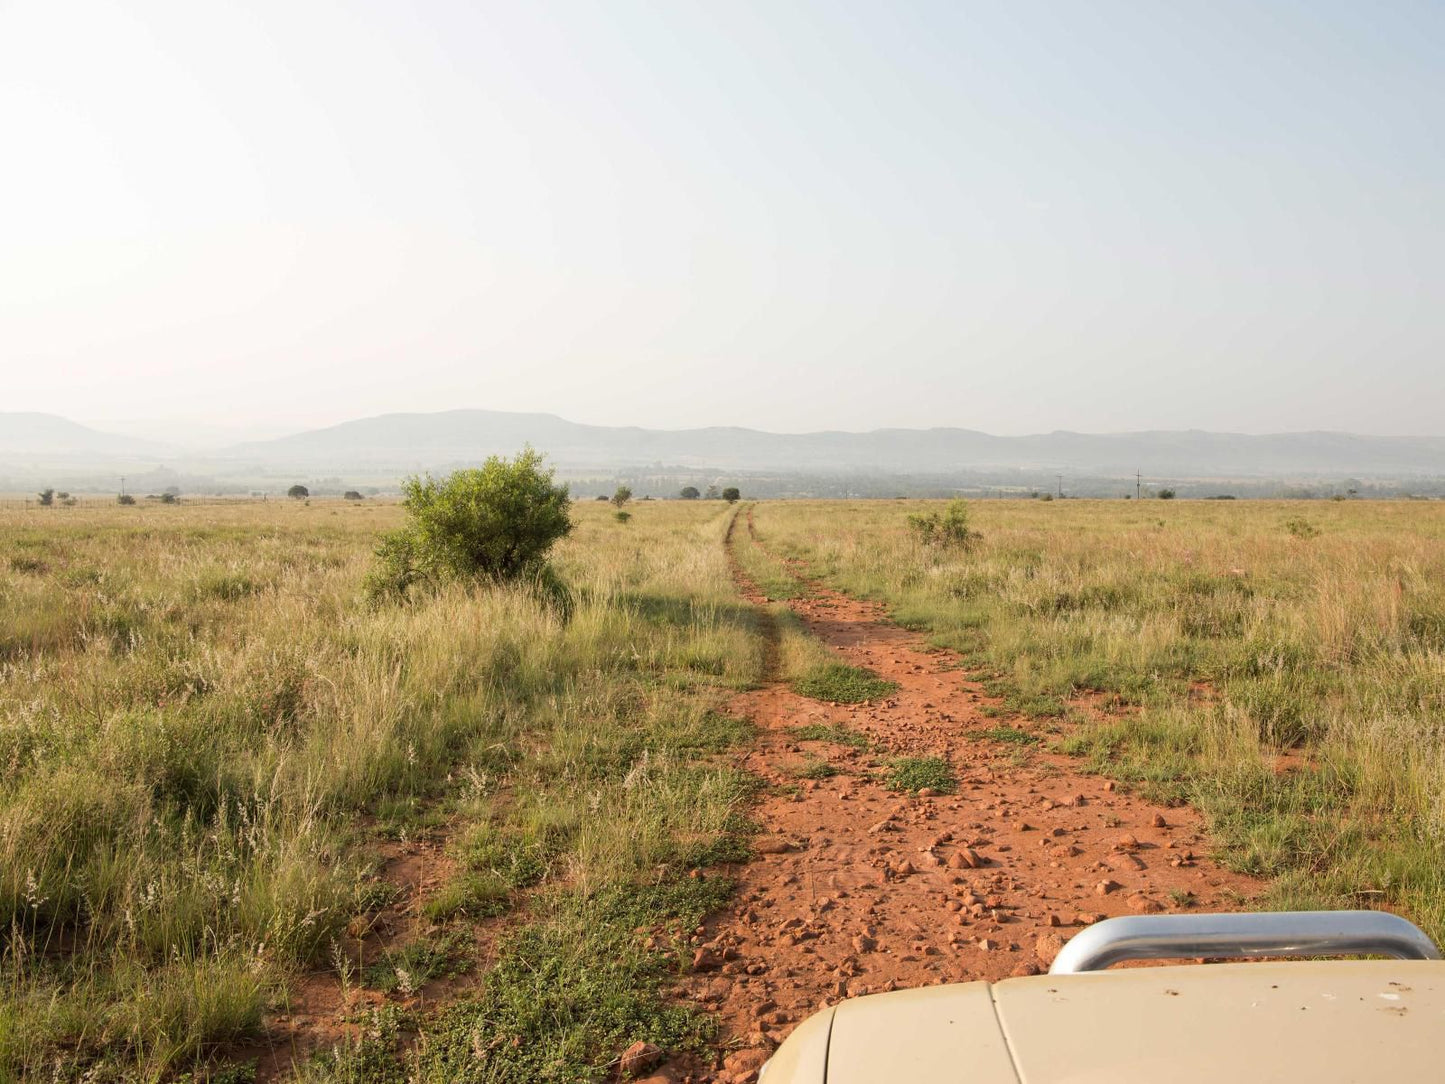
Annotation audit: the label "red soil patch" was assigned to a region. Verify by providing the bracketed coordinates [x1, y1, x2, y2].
[663, 518, 1261, 1084]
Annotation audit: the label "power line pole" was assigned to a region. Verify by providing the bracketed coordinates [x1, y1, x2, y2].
[1056, 474, 1063, 499]
[1136, 470, 1142, 501]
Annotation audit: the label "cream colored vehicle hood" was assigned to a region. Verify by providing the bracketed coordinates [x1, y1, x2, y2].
[762, 960, 1445, 1083]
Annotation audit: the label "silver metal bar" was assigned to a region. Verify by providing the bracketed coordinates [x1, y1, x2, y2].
[1049, 910, 1441, 975]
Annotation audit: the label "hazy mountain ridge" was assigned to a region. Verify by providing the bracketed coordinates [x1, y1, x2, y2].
[222, 410, 1445, 477]
[4, 410, 1444, 482]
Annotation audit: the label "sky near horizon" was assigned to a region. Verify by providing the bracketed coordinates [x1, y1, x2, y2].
[2, 1, 1442, 440]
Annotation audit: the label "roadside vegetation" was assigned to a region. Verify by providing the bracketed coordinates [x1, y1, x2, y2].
[753, 498, 1445, 941]
[0, 494, 761, 1080]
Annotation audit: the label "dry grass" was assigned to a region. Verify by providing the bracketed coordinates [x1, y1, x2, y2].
[0, 499, 761, 1080]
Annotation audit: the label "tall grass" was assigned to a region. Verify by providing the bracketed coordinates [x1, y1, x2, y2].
[754, 499, 1445, 938]
[0, 499, 760, 1079]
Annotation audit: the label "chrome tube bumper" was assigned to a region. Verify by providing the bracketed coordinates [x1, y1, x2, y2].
[1049, 910, 1442, 974]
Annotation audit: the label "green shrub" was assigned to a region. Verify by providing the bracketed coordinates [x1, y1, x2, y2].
[287, 485, 309, 499]
[722, 487, 740, 503]
[610, 486, 632, 510]
[117, 494, 136, 506]
[907, 500, 980, 550]
[366, 449, 572, 599]
[680, 486, 700, 500]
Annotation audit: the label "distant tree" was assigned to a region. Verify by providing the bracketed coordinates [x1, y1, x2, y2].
[1158, 488, 1176, 500]
[36, 488, 54, 506]
[611, 485, 632, 510]
[721, 487, 740, 503]
[287, 484, 309, 499]
[117, 494, 136, 506]
[366, 448, 572, 600]
[595, 494, 610, 501]
[159, 492, 178, 505]
[344, 490, 364, 501]
[705, 484, 719, 500]
[679, 486, 700, 500]
[162, 486, 181, 498]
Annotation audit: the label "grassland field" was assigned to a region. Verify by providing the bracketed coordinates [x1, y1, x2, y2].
[2, 495, 1444, 1080]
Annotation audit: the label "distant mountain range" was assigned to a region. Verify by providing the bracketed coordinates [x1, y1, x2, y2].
[223, 410, 1445, 478]
[3, 409, 1444, 482]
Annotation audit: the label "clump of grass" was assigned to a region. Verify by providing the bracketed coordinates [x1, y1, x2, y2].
[974, 725, 1038, 745]
[791, 755, 840, 780]
[886, 756, 957, 794]
[792, 662, 897, 704]
[364, 930, 473, 994]
[790, 723, 871, 749]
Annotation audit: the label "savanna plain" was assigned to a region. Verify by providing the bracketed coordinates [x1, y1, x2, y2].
[3, 495, 1444, 1082]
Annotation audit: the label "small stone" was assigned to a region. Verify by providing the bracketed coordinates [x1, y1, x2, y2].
[1095, 880, 1122, 895]
[1011, 962, 1041, 977]
[1034, 933, 1067, 967]
[1075, 912, 1102, 925]
[1152, 813, 1168, 828]
[754, 837, 793, 855]
[692, 948, 720, 971]
[723, 1047, 770, 1081]
[918, 787, 938, 798]
[867, 819, 895, 834]
[1103, 780, 1116, 792]
[1127, 893, 1163, 914]
[978, 938, 998, 951]
[851, 935, 877, 953]
[620, 1041, 664, 1076]
[1115, 833, 1140, 851]
[1046, 913, 1063, 927]
[1107, 852, 1145, 872]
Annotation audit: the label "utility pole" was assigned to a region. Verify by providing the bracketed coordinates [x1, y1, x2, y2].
[1056, 474, 1063, 499]
[120, 475, 126, 497]
[1136, 470, 1142, 501]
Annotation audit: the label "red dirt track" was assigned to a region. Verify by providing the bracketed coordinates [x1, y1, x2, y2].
[667, 514, 1260, 1083]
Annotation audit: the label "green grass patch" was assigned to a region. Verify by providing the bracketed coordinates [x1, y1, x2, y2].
[790, 723, 871, 749]
[791, 663, 897, 704]
[974, 725, 1039, 745]
[415, 877, 729, 1081]
[791, 755, 840, 780]
[363, 930, 473, 994]
[885, 756, 957, 794]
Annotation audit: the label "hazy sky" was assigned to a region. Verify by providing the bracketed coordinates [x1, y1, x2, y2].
[2, 1, 1442, 439]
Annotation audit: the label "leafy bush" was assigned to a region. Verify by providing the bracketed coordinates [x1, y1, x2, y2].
[366, 448, 573, 599]
[1158, 488, 1177, 500]
[1285, 517, 1320, 540]
[679, 486, 700, 500]
[343, 490, 364, 501]
[287, 484, 309, 499]
[117, 494, 136, 506]
[159, 492, 178, 505]
[722, 487, 740, 503]
[611, 485, 632, 510]
[907, 500, 980, 550]
[36, 489, 54, 506]
[614, 510, 632, 524]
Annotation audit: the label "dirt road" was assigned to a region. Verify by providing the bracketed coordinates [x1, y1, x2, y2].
[672, 514, 1260, 1083]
